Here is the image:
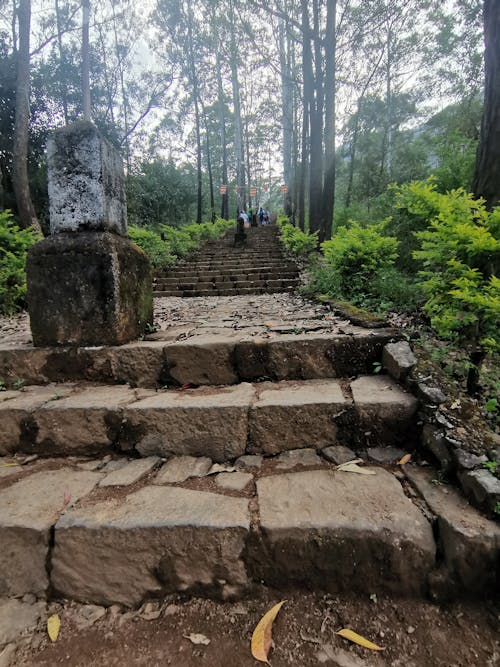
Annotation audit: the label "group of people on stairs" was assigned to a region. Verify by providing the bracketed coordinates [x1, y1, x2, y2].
[238, 207, 272, 228]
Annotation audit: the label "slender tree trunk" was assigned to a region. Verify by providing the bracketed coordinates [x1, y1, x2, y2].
[186, 2, 202, 223]
[321, 0, 336, 242]
[230, 0, 245, 211]
[82, 0, 91, 120]
[215, 50, 229, 219]
[111, 0, 130, 170]
[473, 0, 500, 210]
[12, 0, 41, 232]
[54, 0, 69, 125]
[204, 114, 216, 222]
[298, 92, 308, 231]
[279, 12, 293, 217]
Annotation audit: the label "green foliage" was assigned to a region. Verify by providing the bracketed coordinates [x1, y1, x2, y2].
[483, 461, 498, 474]
[277, 218, 318, 256]
[319, 222, 398, 301]
[0, 211, 40, 315]
[394, 181, 500, 354]
[129, 218, 234, 268]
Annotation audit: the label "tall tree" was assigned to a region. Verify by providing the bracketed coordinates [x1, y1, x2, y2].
[473, 0, 500, 209]
[12, 0, 41, 232]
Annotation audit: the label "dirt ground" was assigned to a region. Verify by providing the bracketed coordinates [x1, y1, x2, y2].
[17, 589, 500, 667]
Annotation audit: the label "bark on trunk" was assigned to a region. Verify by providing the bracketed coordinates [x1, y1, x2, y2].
[82, 0, 91, 120]
[320, 0, 336, 242]
[12, 0, 41, 232]
[229, 2, 246, 211]
[473, 0, 500, 210]
[215, 50, 229, 219]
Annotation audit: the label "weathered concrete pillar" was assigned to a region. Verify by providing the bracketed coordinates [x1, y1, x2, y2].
[27, 121, 153, 347]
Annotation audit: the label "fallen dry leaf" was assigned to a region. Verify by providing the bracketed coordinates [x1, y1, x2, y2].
[0, 463, 20, 469]
[336, 462, 376, 475]
[336, 458, 363, 468]
[47, 614, 61, 642]
[397, 454, 412, 466]
[337, 628, 385, 651]
[251, 600, 286, 664]
[183, 633, 210, 645]
[63, 488, 71, 506]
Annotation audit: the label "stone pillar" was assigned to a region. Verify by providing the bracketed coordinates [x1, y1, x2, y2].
[27, 121, 153, 347]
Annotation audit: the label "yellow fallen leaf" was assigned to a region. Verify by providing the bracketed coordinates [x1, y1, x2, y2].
[336, 463, 376, 475]
[337, 628, 384, 651]
[0, 463, 20, 469]
[398, 454, 412, 466]
[251, 600, 286, 664]
[47, 614, 61, 642]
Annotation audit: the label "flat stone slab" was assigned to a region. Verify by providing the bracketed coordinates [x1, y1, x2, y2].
[275, 448, 323, 469]
[123, 384, 255, 462]
[0, 468, 102, 596]
[235, 455, 263, 469]
[406, 467, 500, 593]
[154, 456, 212, 484]
[249, 380, 348, 454]
[52, 486, 250, 606]
[367, 446, 406, 464]
[34, 385, 137, 456]
[255, 469, 435, 595]
[216, 472, 253, 491]
[99, 457, 161, 487]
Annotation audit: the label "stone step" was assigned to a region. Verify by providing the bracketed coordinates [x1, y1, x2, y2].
[0, 376, 417, 460]
[156, 279, 300, 293]
[3, 456, 494, 606]
[0, 329, 398, 389]
[153, 286, 298, 297]
[156, 267, 299, 279]
[154, 272, 300, 286]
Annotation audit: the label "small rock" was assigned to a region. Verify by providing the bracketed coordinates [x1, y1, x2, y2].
[99, 459, 129, 474]
[418, 384, 447, 405]
[0, 599, 45, 646]
[206, 463, 237, 475]
[155, 456, 212, 484]
[383, 341, 417, 381]
[216, 472, 253, 491]
[458, 469, 500, 511]
[407, 625, 415, 634]
[76, 459, 103, 471]
[421, 424, 452, 470]
[72, 604, 106, 629]
[164, 604, 180, 616]
[367, 446, 406, 464]
[275, 448, 322, 469]
[139, 602, 161, 621]
[451, 449, 488, 471]
[235, 455, 263, 469]
[322, 445, 356, 465]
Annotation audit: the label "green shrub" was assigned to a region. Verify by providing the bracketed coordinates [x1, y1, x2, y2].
[129, 218, 234, 268]
[395, 182, 500, 352]
[278, 221, 318, 256]
[320, 222, 399, 300]
[0, 211, 40, 315]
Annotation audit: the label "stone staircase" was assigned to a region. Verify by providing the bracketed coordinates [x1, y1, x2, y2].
[153, 224, 301, 297]
[0, 302, 498, 609]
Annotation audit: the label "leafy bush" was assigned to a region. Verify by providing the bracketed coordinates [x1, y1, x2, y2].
[129, 218, 234, 268]
[319, 222, 399, 300]
[278, 219, 318, 256]
[395, 181, 500, 349]
[0, 210, 40, 315]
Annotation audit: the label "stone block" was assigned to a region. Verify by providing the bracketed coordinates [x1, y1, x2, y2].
[321, 445, 356, 465]
[350, 376, 418, 447]
[216, 472, 253, 491]
[51, 486, 250, 605]
[34, 385, 137, 456]
[458, 469, 500, 513]
[0, 469, 101, 596]
[154, 456, 212, 484]
[254, 469, 435, 596]
[382, 341, 417, 381]
[163, 336, 238, 386]
[47, 121, 126, 235]
[0, 599, 46, 646]
[249, 379, 348, 454]
[123, 384, 255, 462]
[27, 232, 153, 347]
[275, 448, 323, 469]
[406, 467, 500, 594]
[0, 385, 74, 456]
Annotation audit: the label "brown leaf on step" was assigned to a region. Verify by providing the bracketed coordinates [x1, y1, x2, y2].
[337, 628, 385, 651]
[397, 454, 412, 466]
[63, 488, 71, 506]
[251, 600, 286, 664]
